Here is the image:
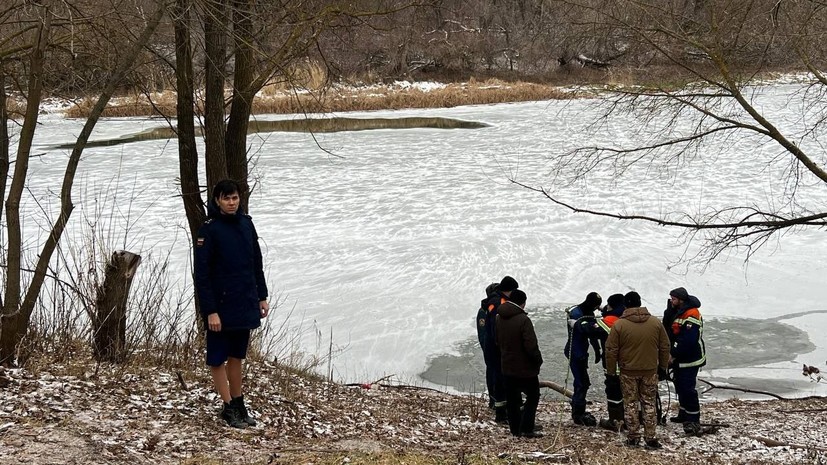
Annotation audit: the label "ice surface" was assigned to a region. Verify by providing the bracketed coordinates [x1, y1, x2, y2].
[13, 83, 827, 395]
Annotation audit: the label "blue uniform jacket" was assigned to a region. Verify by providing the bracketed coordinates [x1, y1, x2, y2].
[564, 305, 601, 361]
[667, 295, 706, 368]
[194, 201, 268, 330]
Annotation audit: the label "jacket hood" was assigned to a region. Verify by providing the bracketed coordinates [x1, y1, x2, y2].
[620, 306, 652, 323]
[207, 198, 246, 220]
[498, 301, 526, 319]
[681, 295, 702, 311]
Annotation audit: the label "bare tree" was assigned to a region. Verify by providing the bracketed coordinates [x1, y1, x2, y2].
[517, 0, 827, 262]
[0, 1, 165, 365]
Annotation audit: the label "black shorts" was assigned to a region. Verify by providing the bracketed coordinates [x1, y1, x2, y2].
[205, 329, 251, 367]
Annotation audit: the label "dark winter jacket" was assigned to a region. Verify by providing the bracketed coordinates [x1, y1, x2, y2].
[666, 295, 706, 368]
[194, 200, 268, 331]
[482, 291, 507, 360]
[495, 301, 543, 377]
[564, 305, 601, 361]
[605, 306, 670, 377]
[476, 282, 499, 349]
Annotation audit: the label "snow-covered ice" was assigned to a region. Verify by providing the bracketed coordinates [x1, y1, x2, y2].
[14, 83, 827, 395]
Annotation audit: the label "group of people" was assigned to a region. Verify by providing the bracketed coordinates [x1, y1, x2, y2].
[477, 276, 707, 448]
[192, 178, 707, 444]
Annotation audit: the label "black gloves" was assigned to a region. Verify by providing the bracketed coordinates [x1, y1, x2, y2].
[658, 367, 669, 381]
[594, 350, 602, 364]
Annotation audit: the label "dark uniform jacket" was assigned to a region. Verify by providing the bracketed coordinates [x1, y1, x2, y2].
[564, 305, 601, 361]
[665, 295, 706, 368]
[476, 282, 499, 349]
[194, 200, 268, 330]
[495, 301, 543, 377]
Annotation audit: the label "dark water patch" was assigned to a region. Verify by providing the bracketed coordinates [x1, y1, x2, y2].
[52, 117, 490, 149]
[420, 306, 815, 400]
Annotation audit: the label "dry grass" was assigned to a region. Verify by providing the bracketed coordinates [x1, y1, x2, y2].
[62, 79, 576, 119]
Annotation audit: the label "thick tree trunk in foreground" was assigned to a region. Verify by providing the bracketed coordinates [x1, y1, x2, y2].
[93, 251, 142, 363]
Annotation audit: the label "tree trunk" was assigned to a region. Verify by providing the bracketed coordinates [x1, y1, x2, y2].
[204, 0, 229, 190]
[173, 0, 205, 240]
[0, 63, 8, 229]
[226, 0, 256, 210]
[0, 11, 50, 366]
[93, 251, 142, 363]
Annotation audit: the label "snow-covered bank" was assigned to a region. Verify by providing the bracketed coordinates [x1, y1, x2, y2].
[0, 362, 824, 464]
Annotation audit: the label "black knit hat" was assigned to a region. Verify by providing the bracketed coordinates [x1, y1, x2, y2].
[669, 287, 689, 301]
[499, 276, 519, 293]
[582, 291, 602, 310]
[607, 293, 625, 309]
[624, 291, 642, 308]
[509, 289, 527, 306]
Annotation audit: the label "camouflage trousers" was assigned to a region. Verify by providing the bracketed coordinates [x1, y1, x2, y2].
[620, 372, 659, 440]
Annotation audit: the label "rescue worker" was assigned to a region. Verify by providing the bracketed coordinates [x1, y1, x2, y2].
[476, 281, 500, 410]
[605, 291, 670, 449]
[564, 291, 602, 426]
[663, 287, 706, 435]
[595, 293, 626, 430]
[496, 289, 544, 438]
[482, 275, 519, 423]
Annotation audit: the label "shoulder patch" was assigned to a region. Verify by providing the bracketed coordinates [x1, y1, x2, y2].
[196, 237, 205, 247]
[478, 318, 486, 328]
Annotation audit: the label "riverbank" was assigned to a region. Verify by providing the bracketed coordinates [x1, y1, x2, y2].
[31, 69, 811, 120]
[1, 358, 824, 464]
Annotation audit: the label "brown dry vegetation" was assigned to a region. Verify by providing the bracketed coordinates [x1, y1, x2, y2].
[61, 79, 577, 119]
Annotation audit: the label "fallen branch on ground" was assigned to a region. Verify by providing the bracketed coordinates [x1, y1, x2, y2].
[749, 435, 827, 452]
[540, 380, 573, 399]
[698, 379, 787, 400]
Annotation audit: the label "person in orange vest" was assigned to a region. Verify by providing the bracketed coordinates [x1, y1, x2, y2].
[595, 293, 626, 430]
[663, 287, 706, 435]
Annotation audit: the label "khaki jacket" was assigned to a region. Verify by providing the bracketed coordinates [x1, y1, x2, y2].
[605, 306, 670, 377]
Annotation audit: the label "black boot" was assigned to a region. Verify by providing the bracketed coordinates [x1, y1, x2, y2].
[220, 402, 247, 429]
[494, 406, 508, 424]
[573, 408, 597, 427]
[231, 395, 257, 427]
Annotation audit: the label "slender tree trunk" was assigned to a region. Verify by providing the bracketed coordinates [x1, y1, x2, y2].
[173, 0, 205, 239]
[0, 63, 7, 312]
[226, 0, 255, 210]
[0, 12, 50, 365]
[204, 0, 229, 190]
[0, 63, 9, 228]
[0, 4, 165, 365]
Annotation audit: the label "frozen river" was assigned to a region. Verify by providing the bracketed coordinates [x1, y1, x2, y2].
[21, 83, 827, 399]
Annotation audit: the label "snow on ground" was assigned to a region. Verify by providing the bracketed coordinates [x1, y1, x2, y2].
[0, 363, 825, 464]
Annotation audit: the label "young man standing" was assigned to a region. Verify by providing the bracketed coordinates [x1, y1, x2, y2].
[496, 289, 544, 438]
[605, 291, 670, 449]
[195, 179, 269, 428]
